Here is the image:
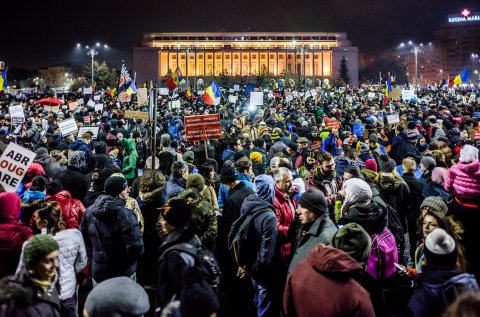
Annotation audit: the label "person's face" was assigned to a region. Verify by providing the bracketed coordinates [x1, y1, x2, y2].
[30, 250, 59, 282]
[159, 215, 175, 234]
[306, 157, 315, 166]
[54, 127, 61, 135]
[0, 119, 5, 125]
[117, 186, 130, 200]
[320, 159, 335, 176]
[35, 215, 47, 230]
[422, 214, 440, 238]
[297, 205, 317, 225]
[419, 163, 427, 173]
[234, 141, 243, 152]
[298, 142, 308, 150]
[270, 163, 278, 173]
[136, 137, 142, 143]
[419, 139, 426, 146]
[117, 133, 123, 141]
[182, 169, 189, 181]
[209, 170, 215, 180]
[277, 173, 293, 195]
[311, 131, 318, 137]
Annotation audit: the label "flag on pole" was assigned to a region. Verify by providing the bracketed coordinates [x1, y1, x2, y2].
[202, 80, 222, 105]
[118, 64, 132, 88]
[186, 86, 192, 97]
[437, 79, 447, 89]
[125, 81, 137, 96]
[0, 67, 8, 92]
[448, 68, 470, 87]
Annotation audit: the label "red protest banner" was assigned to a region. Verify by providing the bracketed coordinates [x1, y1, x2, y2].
[323, 117, 340, 130]
[184, 114, 222, 142]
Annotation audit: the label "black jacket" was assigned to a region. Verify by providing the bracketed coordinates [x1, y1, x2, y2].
[80, 195, 144, 283]
[403, 172, 425, 214]
[56, 168, 90, 203]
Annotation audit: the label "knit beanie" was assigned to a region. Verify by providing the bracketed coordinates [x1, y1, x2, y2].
[379, 154, 396, 173]
[183, 151, 195, 164]
[270, 132, 280, 140]
[24, 234, 59, 270]
[424, 228, 457, 270]
[342, 178, 372, 207]
[253, 174, 275, 205]
[180, 267, 220, 317]
[46, 180, 64, 196]
[84, 277, 150, 317]
[35, 147, 49, 156]
[431, 167, 447, 185]
[26, 163, 46, 181]
[104, 176, 128, 197]
[68, 151, 88, 172]
[250, 151, 263, 164]
[298, 189, 328, 216]
[420, 196, 448, 215]
[420, 156, 436, 171]
[365, 159, 378, 172]
[161, 197, 193, 228]
[459, 144, 479, 163]
[186, 174, 205, 193]
[359, 142, 369, 154]
[220, 166, 237, 184]
[331, 223, 372, 265]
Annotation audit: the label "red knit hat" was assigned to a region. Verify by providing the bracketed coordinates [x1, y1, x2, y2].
[26, 163, 45, 181]
[365, 159, 378, 172]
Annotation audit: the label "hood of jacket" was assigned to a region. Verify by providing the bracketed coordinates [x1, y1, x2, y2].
[20, 189, 46, 204]
[69, 139, 88, 151]
[90, 194, 127, 220]
[455, 160, 480, 175]
[308, 243, 363, 275]
[240, 193, 274, 216]
[139, 187, 164, 202]
[175, 187, 203, 206]
[33, 154, 52, 166]
[377, 174, 403, 193]
[343, 202, 387, 235]
[0, 192, 21, 221]
[121, 138, 136, 154]
[46, 190, 72, 202]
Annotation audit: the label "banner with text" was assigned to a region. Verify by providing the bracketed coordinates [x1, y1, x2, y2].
[184, 114, 222, 142]
[0, 143, 36, 192]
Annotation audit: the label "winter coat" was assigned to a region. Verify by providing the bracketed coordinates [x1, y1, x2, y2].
[162, 176, 186, 203]
[408, 267, 479, 317]
[56, 168, 90, 203]
[68, 139, 91, 156]
[377, 174, 412, 218]
[422, 182, 450, 200]
[135, 139, 148, 169]
[273, 186, 297, 261]
[80, 194, 144, 283]
[221, 146, 235, 164]
[288, 215, 337, 273]
[284, 244, 375, 317]
[268, 140, 287, 160]
[218, 173, 254, 209]
[0, 193, 33, 278]
[16, 229, 87, 300]
[202, 185, 219, 210]
[0, 271, 61, 317]
[176, 188, 218, 250]
[322, 133, 341, 156]
[252, 146, 269, 174]
[402, 172, 425, 214]
[342, 202, 388, 236]
[239, 194, 278, 283]
[44, 190, 85, 229]
[33, 154, 65, 178]
[444, 161, 480, 206]
[121, 138, 138, 180]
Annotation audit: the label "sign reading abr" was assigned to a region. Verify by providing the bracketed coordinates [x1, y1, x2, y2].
[0, 143, 36, 192]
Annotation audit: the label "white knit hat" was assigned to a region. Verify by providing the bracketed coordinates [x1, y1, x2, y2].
[342, 178, 372, 212]
[459, 145, 479, 163]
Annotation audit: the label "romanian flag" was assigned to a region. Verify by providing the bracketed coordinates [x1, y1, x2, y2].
[125, 81, 137, 96]
[437, 79, 447, 89]
[274, 79, 283, 90]
[148, 79, 155, 90]
[107, 87, 116, 97]
[0, 68, 7, 92]
[448, 68, 470, 87]
[202, 80, 222, 105]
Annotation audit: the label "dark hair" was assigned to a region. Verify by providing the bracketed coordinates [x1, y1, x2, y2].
[31, 175, 49, 191]
[278, 157, 293, 170]
[37, 202, 65, 235]
[317, 151, 333, 164]
[344, 167, 365, 181]
[235, 158, 252, 173]
[253, 138, 265, 148]
[171, 161, 188, 178]
[230, 138, 240, 148]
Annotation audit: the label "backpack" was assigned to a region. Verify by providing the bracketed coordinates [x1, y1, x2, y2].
[165, 235, 221, 290]
[157, 151, 177, 176]
[374, 197, 405, 259]
[366, 227, 398, 280]
[227, 208, 271, 269]
[424, 273, 479, 311]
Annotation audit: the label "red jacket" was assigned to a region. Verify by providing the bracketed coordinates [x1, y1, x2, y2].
[284, 244, 375, 317]
[45, 190, 86, 229]
[0, 193, 33, 278]
[273, 186, 297, 260]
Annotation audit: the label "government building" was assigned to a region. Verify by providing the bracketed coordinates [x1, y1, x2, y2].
[133, 32, 359, 87]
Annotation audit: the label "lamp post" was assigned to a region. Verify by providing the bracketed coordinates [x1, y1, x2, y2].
[86, 48, 98, 86]
[400, 41, 425, 89]
[78, 43, 108, 86]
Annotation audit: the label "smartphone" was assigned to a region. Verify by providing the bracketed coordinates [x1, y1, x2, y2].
[394, 263, 407, 272]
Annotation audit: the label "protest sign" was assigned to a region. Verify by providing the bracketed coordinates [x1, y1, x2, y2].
[386, 113, 400, 124]
[86, 100, 95, 108]
[9, 105, 24, 120]
[83, 116, 91, 124]
[228, 95, 238, 103]
[323, 118, 341, 130]
[286, 94, 293, 102]
[0, 143, 36, 192]
[137, 88, 148, 106]
[367, 92, 375, 99]
[390, 87, 401, 100]
[58, 118, 78, 136]
[234, 85, 240, 92]
[78, 126, 99, 139]
[76, 98, 84, 105]
[159, 88, 169, 96]
[124, 110, 149, 121]
[68, 102, 78, 111]
[94, 103, 104, 112]
[402, 89, 416, 101]
[172, 100, 181, 109]
[250, 92, 263, 106]
[83, 87, 93, 95]
[229, 88, 234, 93]
[184, 114, 222, 142]
[93, 95, 100, 101]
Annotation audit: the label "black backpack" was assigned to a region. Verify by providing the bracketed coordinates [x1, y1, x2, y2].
[157, 151, 177, 176]
[165, 235, 221, 290]
[227, 208, 272, 269]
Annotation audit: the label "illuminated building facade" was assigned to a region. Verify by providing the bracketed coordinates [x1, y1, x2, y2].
[133, 32, 358, 86]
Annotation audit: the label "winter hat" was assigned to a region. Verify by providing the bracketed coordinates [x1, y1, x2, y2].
[160, 197, 193, 228]
[420, 156, 436, 171]
[253, 174, 275, 205]
[368, 133, 378, 143]
[359, 142, 369, 154]
[0, 192, 21, 221]
[298, 189, 328, 216]
[220, 166, 237, 184]
[186, 174, 205, 193]
[26, 163, 45, 181]
[104, 176, 128, 197]
[68, 151, 88, 172]
[379, 154, 396, 173]
[183, 151, 195, 164]
[46, 180, 64, 196]
[331, 223, 372, 265]
[365, 159, 378, 172]
[84, 277, 149, 317]
[109, 149, 119, 159]
[342, 178, 372, 207]
[180, 267, 220, 317]
[406, 130, 418, 140]
[420, 196, 448, 215]
[431, 167, 448, 185]
[424, 228, 457, 270]
[250, 151, 263, 164]
[311, 126, 318, 132]
[459, 144, 479, 163]
[270, 132, 280, 140]
[35, 147, 49, 156]
[24, 234, 59, 270]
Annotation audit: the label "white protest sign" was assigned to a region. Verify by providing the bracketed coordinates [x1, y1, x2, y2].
[310, 89, 317, 97]
[172, 100, 181, 109]
[292, 91, 298, 98]
[83, 87, 93, 95]
[368, 92, 376, 99]
[286, 94, 293, 102]
[76, 98, 84, 105]
[78, 126, 99, 139]
[401, 89, 416, 101]
[197, 90, 205, 96]
[229, 88, 234, 93]
[94, 103, 104, 112]
[214, 97, 221, 106]
[86, 100, 95, 108]
[234, 85, 240, 92]
[9, 105, 24, 120]
[386, 113, 400, 124]
[159, 88, 169, 96]
[93, 95, 101, 101]
[137, 88, 148, 106]
[228, 95, 238, 103]
[58, 118, 78, 136]
[0, 143, 36, 192]
[250, 92, 264, 106]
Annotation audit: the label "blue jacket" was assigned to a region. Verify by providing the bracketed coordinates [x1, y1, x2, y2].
[20, 189, 46, 204]
[352, 123, 365, 138]
[322, 133, 340, 156]
[221, 147, 235, 164]
[162, 177, 186, 204]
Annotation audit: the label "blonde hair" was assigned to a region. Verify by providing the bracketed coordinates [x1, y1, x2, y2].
[402, 157, 416, 173]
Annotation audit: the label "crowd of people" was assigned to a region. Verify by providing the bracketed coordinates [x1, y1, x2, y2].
[0, 83, 479, 317]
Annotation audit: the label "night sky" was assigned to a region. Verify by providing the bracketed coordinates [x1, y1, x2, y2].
[1, 0, 476, 70]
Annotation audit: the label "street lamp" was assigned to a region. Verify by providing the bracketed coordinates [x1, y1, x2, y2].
[77, 43, 108, 86]
[400, 41, 423, 89]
